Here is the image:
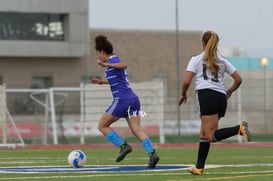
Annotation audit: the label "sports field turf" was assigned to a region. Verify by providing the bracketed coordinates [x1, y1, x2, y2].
[0, 143, 272, 181]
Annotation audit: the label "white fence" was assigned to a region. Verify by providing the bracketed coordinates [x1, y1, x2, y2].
[0, 80, 166, 145]
[1, 77, 272, 146]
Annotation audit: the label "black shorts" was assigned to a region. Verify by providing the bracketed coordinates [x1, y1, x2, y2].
[196, 89, 227, 118]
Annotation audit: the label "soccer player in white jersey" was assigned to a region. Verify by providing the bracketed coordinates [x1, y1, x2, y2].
[91, 35, 159, 168]
[178, 31, 251, 175]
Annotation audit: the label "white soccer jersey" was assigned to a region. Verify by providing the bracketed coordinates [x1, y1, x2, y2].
[186, 52, 236, 94]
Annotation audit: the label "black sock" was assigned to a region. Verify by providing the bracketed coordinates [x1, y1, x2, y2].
[213, 125, 240, 142]
[196, 138, 210, 169]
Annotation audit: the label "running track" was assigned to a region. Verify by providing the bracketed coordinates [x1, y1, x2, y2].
[2, 142, 272, 150]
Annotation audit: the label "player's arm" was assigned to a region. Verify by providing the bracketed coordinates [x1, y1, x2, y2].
[178, 71, 195, 106]
[226, 71, 242, 99]
[98, 60, 128, 69]
[109, 61, 127, 69]
[90, 77, 109, 85]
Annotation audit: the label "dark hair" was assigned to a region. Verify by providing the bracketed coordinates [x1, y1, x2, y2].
[202, 31, 219, 77]
[95, 35, 113, 54]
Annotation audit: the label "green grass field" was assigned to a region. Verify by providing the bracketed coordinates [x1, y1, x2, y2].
[0, 145, 273, 181]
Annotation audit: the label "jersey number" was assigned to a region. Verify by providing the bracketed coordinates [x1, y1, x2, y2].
[202, 64, 219, 82]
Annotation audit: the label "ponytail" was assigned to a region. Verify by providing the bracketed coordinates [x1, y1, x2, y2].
[202, 31, 219, 77]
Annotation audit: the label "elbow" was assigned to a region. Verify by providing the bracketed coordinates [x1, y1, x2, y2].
[233, 72, 242, 86]
[183, 80, 191, 86]
[119, 62, 128, 69]
[239, 79, 242, 85]
[123, 62, 128, 69]
[237, 77, 242, 86]
[234, 78, 242, 88]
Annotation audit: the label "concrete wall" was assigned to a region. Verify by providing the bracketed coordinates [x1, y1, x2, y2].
[89, 30, 202, 97]
[0, 29, 202, 89]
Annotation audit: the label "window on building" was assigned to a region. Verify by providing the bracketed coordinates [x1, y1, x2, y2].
[0, 12, 65, 41]
[31, 76, 53, 89]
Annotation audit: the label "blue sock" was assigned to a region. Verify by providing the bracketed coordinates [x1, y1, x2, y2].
[106, 130, 125, 147]
[141, 138, 154, 154]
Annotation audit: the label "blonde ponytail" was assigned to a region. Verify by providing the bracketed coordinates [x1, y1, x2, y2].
[202, 31, 219, 77]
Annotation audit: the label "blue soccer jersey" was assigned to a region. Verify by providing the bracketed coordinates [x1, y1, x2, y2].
[105, 55, 137, 100]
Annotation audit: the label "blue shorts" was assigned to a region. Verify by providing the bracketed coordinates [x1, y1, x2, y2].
[106, 97, 141, 118]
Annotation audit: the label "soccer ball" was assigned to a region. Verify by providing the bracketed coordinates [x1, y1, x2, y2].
[67, 150, 86, 168]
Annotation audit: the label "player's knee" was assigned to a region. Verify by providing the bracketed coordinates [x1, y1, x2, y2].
[98, 123, 105, 133]
[208, 137, 214, 142]
[97, 125, 103, 133]
[201, 131, 214, 142]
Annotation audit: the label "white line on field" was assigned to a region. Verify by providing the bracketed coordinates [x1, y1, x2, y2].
[2, 170, 273, 180]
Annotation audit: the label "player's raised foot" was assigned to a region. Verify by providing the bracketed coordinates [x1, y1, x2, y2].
[147, 150, 159, 169]
[116, 142, 132, 162]
[238, 121, 251, 142]
[187, 166, 204, 175]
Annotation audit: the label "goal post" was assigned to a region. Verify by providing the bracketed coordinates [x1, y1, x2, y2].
[0, 84, 7, 144]
[5, 86, 85, 145]
[0, 84, 25, 148]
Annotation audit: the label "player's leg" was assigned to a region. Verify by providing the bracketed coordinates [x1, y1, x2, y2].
[98, 113, 125, 146]
[188, 114, 218, 175]
[213, 124, 240, 141]
[98, 112, 119, 135]
[189, 89, 217, 175]
[98, 112, 131, 162]
[126, 97, 159, 168]
[126, 116, 159, 168]
[212, 93, 251, 142]
[191, 118, 251, 175]
[212, 121, 251, 142]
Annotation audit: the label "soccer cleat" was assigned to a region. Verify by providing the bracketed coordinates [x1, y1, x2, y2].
[238, 121, 251, 142]
[147, 150, 160, 169]
[116, 143, 132, 162]
[187, 166, 204, 175]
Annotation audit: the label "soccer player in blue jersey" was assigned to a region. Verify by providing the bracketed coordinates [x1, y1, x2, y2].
[91, 35, 159, 168]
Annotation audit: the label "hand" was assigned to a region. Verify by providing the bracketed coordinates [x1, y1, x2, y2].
[178, 95, 187, 106]
[226, 90, 232, 99]
[97, 60, 109, 67]
[90, 77, 102, 84]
